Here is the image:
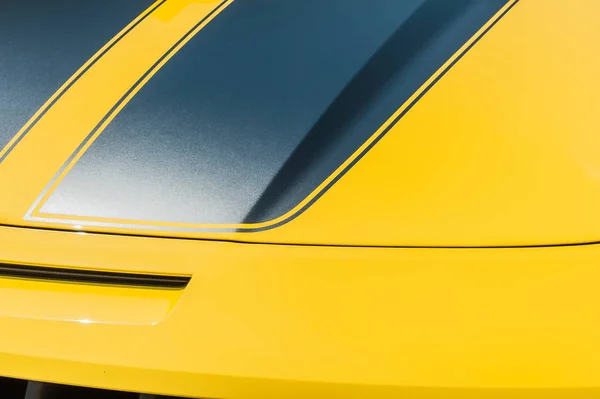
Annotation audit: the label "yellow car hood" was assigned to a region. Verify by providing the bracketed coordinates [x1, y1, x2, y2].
[2, 0, 600, 247]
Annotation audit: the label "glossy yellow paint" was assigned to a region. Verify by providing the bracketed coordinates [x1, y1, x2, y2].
[3, 225, 600, 397]
[298, 0, 600, 246]
[0, 276, 180, 325]
[2, 0, 600, 397]
[2, 0, 599, 246]
[294, 0, 600, 246]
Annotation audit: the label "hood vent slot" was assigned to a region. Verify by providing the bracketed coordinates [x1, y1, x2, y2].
[0, 263, 190, 289]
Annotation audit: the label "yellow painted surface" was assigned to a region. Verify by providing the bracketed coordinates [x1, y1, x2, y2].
[0, 0, 599, 246]
[0, 277, 180, 325]
[1, 0, 600, 397]
[292, 0, 600, 246]
[2, 225, 600, 397]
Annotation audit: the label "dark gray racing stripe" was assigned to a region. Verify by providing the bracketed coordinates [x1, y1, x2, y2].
[0, 0, 156, 161]
[41, 0, 510, 227]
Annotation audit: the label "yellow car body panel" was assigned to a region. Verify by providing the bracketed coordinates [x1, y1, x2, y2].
[2, 225, 600, 398]
[1, 0, 600, 246]
[1, 0, 600, 398]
